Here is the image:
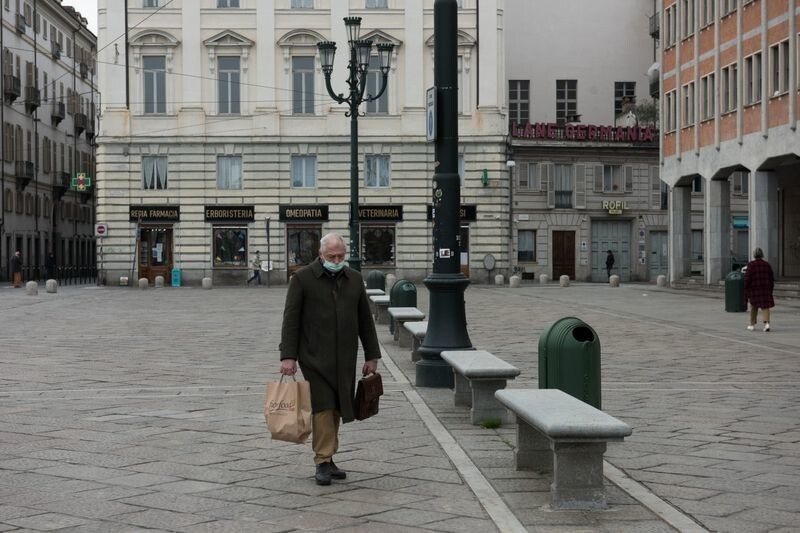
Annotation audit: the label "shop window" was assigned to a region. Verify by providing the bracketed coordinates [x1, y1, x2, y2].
[291, 155, 316, 188]
[142, 155, 168, 189]
[217, 155, 242, 189]
[361, 225, 395, 266]
[213, 227, 247, 267]
[518, 230, 536, 262]
[365, 154, 390, 188]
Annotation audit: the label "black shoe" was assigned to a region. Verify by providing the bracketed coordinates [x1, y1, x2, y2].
[329, 460, 346, 480]
[315, 462, 332, 485]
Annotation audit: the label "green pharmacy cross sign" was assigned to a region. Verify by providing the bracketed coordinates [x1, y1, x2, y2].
[71, 173, 92, 192]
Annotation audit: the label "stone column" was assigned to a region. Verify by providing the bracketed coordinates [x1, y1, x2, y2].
[477, 0, 499, 109]
[404, 0, 424, 110]
[669, 186, 692, 283]
[705, 178, 731, 285]
[181, 3, 202, 111]
[750, 170, 780, 268]
[256, 0, 276, 111]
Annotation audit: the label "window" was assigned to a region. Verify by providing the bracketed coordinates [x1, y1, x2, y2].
[143, 0, 162, 7]
[614, 81, 636, 117]
[769, 40, 789, 96]
[555, 79, 577, 124]
[508, 80, 530, 126]
[365, 155, 390, 187]
[291, 0, 313, 7]
[518, 230, 535, 262]
[732, 171, 749, 195]
[142, 156, 167, 190]
[361, 226, 395, 266]
[292, 56, 315, 115]
[701, 73, 715, 120]
[366, 56, 388, 114]
[691, 230, 703, 260]
[719, 0, 735, 17]
[682, 82, 695, 125]
[218, 56, 240, 114]
[744, 52, 762, 105]
[721, 63, 738, 112]
[143, 56, 166, 114]
[213, 228, 247, 267]
[553, 164, 573, 208]
[603, 165, 623, 193]
[664, 4, 677, 47]
[692, 176, 703, 193]
[700, 0, 715, 27]
[681, 0, 695, 39]
[518, 162, 539, 191]
[217, 0, 239, 6]
[366, 0, 388, 7]
[217, 155, 242, 189]
[291, 155, 316, 188]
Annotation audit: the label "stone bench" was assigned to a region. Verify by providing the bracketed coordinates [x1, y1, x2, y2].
[440, 350, 520, 425]
[387, 307, 425, 346]
[366, 289, 385, 315]
[403, 320, 428, 361]
[494, 388, 632, 510]
[370, 295, 391, 324]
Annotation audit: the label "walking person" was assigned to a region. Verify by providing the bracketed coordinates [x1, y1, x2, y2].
[744, 247, 774, 332]
[279, 233, 381, 486]
[10, 251, 22, 288]
[45, 252, 56, 281]
[246, 250, 262, 286]
[605, 250, 615, 279]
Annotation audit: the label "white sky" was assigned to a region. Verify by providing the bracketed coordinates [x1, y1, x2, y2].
[62, 0, 98, 35]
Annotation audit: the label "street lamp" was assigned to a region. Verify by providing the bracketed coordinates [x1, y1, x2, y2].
[318, 18, 394, 272]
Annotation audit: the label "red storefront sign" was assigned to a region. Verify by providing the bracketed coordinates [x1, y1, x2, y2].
[510, 121, 656, 143]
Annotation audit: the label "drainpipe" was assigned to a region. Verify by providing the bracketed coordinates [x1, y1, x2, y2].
[124, 0, 129, 109]
[1, 2, 6, 266]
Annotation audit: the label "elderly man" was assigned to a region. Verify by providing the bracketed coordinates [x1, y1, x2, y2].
[279, 232, 381, 485]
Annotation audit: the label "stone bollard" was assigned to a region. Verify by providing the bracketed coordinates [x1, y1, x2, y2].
[138, 278, 149, 289]
[385, 273, 397, 291]
[510, 275, 521, 288]
[154, 276, 164, 288]
[539, 274, 550, 284]
[657, 275, 667, 287]
[119, 276, 129, 287]
[46, 279, 58, 294]
[559, 275, 570, 287]
[202, 277, 213, 290]
[609, 275, 620, 287]
[25, 281, 38, 296]
[494, 274, 504, 285]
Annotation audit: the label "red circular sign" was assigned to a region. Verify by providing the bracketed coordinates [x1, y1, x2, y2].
[96, 225, 107, 235]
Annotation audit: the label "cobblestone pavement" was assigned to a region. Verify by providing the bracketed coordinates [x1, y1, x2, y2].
[0, 281, 797, 532]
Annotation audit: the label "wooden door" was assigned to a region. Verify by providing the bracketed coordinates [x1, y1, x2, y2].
[552, 231, 575, 280]
[138, 227, 173, 283]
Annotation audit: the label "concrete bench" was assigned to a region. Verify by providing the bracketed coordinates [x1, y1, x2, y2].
[440, 350, 520, 425]
[366, 289, 385, 315]
[494, 389, 632, 510]
[387, 307, 425, 346]
[370, 295, 391, 324]
[403, 320, 428, 361]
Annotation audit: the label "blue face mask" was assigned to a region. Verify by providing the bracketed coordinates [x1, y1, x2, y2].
[323, 260, 346, 272]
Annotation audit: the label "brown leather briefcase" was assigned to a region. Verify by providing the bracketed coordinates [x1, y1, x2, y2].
[354, 372, 383, 421]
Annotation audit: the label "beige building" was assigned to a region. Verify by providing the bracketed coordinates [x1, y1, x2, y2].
[96, 0, 508, 286]
[1, 1, 97, 282]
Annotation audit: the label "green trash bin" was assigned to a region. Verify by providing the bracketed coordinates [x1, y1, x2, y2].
[725, 271, 747, 312]
[538, 317, 601, 409]
[366, 270, 386, 291]
[389, 279, 417, 335]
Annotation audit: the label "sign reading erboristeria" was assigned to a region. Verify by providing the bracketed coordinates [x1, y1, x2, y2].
[129, 205, 180, 222]
[279, 205, 329, 221]
[204, 205, 255, 222]
[510, 121, 657, 143]
[359, 205, 403, 221]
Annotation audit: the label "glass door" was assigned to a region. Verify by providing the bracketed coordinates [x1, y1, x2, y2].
[286, 226, 321, 279]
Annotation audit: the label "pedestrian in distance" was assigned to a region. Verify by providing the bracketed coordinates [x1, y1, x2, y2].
[744, 247, 774, 332]
[246, 250, 262, 286]
[45, 252, 56, 281]
[279, 232, 381, 486]
[10, 250, 22, 288]
[605, 250, 615, 279]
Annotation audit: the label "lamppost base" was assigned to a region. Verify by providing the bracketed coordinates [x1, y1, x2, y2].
[348, 256, 361, 273]
[415, 356, 455, 388]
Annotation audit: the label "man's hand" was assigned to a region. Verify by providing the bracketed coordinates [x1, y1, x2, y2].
[280, 359, 297, 376]
[362, 359, 378, 376]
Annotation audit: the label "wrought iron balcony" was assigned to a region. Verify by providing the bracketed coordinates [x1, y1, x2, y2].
[24, 86, 40, 113]
[51, 101, 65, 125]
[51, 41, 62, 60]
[79, 62, 89, 79]
[85, 117, 95, 140]
[53, 171, 70, 200]
[4, 75, 20, 103]
[649, 14, 660, 38]
[15, 13, 26, 33]
[15, 160, 34, 190]
[650, 79, 660, 98]
[74, 112, 87, 136]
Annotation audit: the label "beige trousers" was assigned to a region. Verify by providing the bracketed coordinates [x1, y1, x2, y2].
[749, 305, 771, 325]
[312, 410, 340, 465]
[12, 272, 21, 288]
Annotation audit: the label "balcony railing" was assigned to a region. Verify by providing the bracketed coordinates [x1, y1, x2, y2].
[15, 13, 26, 33]
[4, 75, 20, 103]
[51, 41, 62, 59]
[85, 117, 95, 140]
[15, 160, 34, 190]
[650, 79, 660, 98]
[79, 62, 89, 79]
[649, 14, 660, 38]
[52, 101, 65, 125]
[24, 86, 40, 113]
[53, 171, 70, 200]
[74, 112, 87, 136]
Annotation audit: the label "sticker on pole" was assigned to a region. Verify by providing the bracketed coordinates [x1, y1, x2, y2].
[439, 248, 452, 258]
[426, 87, 437, 142]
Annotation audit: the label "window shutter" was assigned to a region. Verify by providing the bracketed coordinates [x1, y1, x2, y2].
[650, 166, 661, 208]
[518, 162, 528, 189]
[625, 166, 633, 193]
[544, 163, 555, 208]
[575, 164, 586, 209]
[594, 165, 603, 192]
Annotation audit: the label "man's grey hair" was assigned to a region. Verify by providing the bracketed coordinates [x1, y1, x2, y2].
[753, 247, 764, 259]
[320, 233, 346, 252]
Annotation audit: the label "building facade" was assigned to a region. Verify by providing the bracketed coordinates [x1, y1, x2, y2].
[1, 1, 97, 282]
[658, 0, 800, 284]
[96, 0, 508, 286]
[505, 0, 664, 282]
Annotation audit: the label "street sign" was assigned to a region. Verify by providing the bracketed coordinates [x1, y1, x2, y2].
[426, 87, 437, 142]
[95, 223, 108, 238]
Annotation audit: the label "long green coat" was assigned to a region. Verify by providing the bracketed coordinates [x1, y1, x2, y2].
[279, 260, 381, 423]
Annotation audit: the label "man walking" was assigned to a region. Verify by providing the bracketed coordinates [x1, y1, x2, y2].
[605, 250, 615, 279]
[10, 251, 22, 288]
[246, 250, 262, 286]
[279, 233, 381, 485]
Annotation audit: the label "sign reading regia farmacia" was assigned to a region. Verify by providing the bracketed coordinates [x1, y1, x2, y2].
[510, 121, 657, 143]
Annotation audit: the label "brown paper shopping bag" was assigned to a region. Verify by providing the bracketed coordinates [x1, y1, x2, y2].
[264, 376, 312, 444]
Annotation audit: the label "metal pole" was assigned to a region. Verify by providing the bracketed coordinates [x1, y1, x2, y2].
[416, 0, 472, 388]
[264, 217, 270, 288]
[349, 78, 361, 272]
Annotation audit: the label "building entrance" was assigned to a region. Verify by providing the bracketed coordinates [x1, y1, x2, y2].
[287, 226, 321, 280]
[784, 185, 800, 277]
[649, 230, 668, 280]
[552, 230, 575, 280]
[460, 225, 470, 277]
[591, 220, 631, 281]
[138, 226, 173, 283]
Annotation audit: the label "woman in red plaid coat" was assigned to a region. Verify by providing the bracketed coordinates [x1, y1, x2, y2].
[744, 247, 774, 332]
